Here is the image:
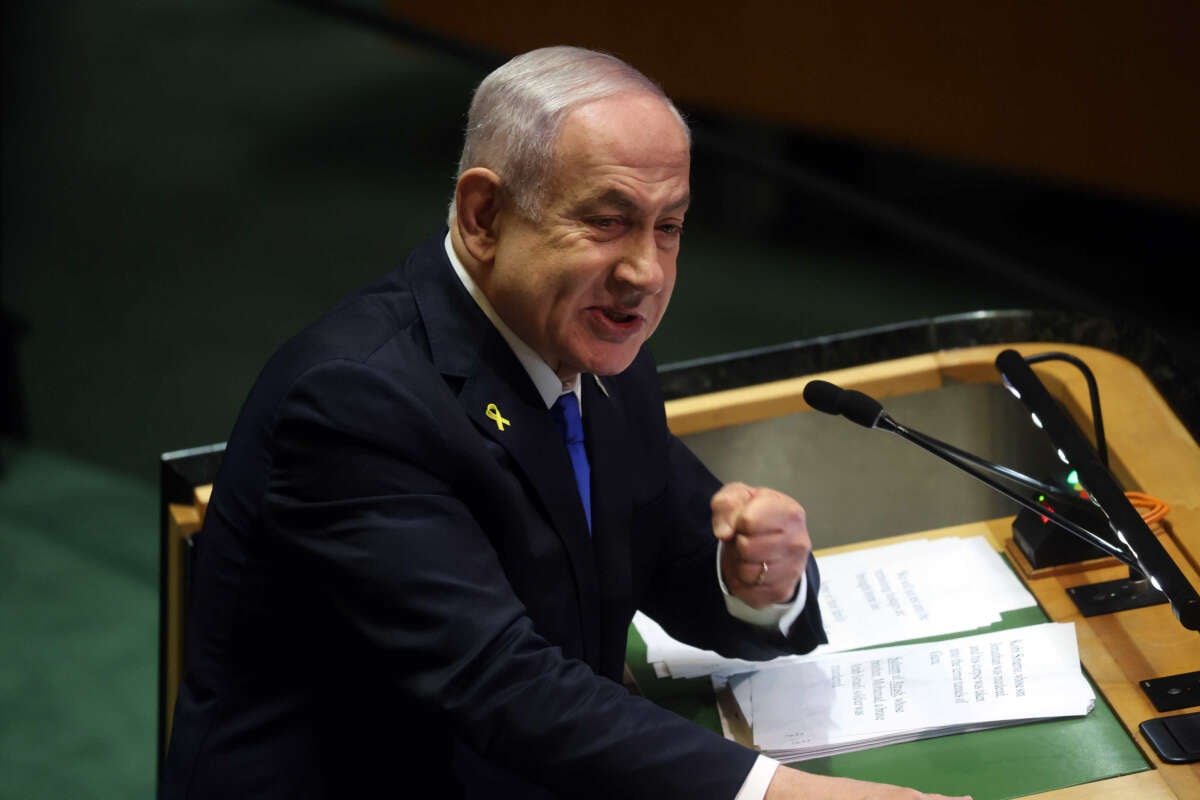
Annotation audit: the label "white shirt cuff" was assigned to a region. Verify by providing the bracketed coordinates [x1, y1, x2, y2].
[716, 541, 808, 636]
[733, 755, 780, 800]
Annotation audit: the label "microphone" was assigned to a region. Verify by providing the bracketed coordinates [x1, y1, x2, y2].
[802, 380, 884, 428]
[802, 379, 1131, 566]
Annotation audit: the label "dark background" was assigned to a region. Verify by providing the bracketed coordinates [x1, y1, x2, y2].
[2, 2, 1197, 797]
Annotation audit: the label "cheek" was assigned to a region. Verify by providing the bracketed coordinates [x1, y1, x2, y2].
[510, 250, 577, 310]
[640, 282, 676, 340]
[657, 259, 679, 308]
[662, 259, 679, 293]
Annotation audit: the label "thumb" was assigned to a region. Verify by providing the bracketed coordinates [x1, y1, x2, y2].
[711, 482, 755, 541]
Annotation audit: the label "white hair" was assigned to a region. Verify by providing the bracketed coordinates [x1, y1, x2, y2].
[447, 45, 690, 224]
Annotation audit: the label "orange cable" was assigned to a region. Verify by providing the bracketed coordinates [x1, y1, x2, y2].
[1125, 490, 1170, 526]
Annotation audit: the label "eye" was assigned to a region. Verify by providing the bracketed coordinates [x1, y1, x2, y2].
[589, 216, 622, 230]
[655, 223, 684, 248]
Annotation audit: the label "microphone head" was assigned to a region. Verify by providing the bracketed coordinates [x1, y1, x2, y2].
[802, 380, 843, 415]
[803, 379, 884, 428]
[838, 389, 885, 429]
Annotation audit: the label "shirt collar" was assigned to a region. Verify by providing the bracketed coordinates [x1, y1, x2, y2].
[444, 233, 581, 410]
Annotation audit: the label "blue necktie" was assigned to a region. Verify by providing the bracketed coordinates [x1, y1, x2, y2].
[551, 392, 592, 533]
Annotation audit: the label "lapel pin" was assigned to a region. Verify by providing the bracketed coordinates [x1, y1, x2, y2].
[485, 403, 511, 431]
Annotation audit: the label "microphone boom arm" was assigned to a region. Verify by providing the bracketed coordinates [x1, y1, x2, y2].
[878, 415, 1135, 566]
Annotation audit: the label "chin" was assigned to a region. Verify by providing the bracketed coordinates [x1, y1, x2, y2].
[581, 349, 642, 377]
[563, 332, 649, 377]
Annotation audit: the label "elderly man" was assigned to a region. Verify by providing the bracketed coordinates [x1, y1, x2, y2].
[162, 46, 968, 800]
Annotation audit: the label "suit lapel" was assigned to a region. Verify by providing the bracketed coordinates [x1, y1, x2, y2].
[407, 235, 602, 664]
[459, 338, 594, 552]
[458, 342, 603, 665]
[583, 374, 636, 679]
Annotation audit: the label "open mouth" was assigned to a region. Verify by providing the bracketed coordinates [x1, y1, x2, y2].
[601, 309, 638, 324]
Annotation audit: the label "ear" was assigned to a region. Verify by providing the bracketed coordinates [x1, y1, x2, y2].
[453, 168, 503, 265]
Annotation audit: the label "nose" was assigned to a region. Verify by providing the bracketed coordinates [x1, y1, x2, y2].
[612, 228, 665, 297]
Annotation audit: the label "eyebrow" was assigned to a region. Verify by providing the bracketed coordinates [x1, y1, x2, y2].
[573, 188, 690, 216]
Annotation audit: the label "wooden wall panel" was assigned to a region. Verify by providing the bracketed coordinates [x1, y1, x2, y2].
[385, 1, 1200, 211]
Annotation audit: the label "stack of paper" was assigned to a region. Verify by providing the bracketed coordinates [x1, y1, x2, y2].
[722, 621, 1094, 760]
[812, 535, 1036, 652]
[635, 536, 1036, 679]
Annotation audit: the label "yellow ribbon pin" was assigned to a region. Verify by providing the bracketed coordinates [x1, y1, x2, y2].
[485, 403, 511, 431]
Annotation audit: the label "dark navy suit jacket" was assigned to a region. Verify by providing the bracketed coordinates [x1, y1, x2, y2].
[161, 231, 826, 799]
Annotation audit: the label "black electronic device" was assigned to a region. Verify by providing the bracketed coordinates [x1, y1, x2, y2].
[1142, 670, 1200, 713]
[1012, 504, 1111, 568]
[1139, 711, 1200, 764]
[1009, 458, 1114, 569]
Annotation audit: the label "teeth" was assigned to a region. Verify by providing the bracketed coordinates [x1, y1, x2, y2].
[603, 310, 634, 322]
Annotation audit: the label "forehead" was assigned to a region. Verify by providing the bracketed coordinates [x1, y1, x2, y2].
[550, 93, 691, 207]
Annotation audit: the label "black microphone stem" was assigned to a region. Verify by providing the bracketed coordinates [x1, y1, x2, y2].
[895, 423, 1106, 521]
[903, 426, 1079, 501]
[878, 415, 1134, 566]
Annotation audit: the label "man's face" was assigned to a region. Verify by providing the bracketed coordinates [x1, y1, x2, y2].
[486, 92, 690, 381]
